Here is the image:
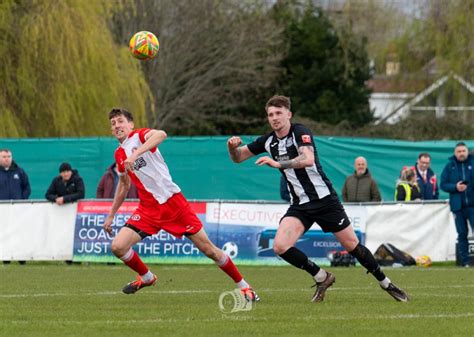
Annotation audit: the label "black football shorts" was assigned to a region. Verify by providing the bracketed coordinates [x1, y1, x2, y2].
[281, 194, 351, 233]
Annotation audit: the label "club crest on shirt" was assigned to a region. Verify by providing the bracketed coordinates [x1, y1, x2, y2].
[301, 135, 311, 144]
[286, 138, 294, 147]
[133, 157, 147, 171]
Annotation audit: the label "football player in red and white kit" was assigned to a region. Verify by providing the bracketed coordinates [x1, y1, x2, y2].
[103, 108, 258, 301]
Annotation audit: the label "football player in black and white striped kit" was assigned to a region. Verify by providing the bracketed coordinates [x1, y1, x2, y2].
[227, 95, 409, 303]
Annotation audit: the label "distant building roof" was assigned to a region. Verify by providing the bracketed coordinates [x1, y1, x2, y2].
[375, 72, 474, 124]
[366, 75, 431, 94]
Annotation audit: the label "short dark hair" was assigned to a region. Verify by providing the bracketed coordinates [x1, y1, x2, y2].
[0, 148, 11, 153]
[455, 142, 467, 148]
[265, 95, 291, 111]
[59, 162, 72, 173]
[418, 152, 431, 159]
[108, 108, 133, 122]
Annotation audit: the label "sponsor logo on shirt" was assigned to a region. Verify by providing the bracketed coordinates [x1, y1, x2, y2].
[276, 155, 290, 161]
[133, 157, 147, 171]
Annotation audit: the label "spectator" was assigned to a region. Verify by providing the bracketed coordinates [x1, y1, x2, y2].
[96, 163, 138, 199]
[342, 156, 381, 202]
[441, 142, 474, 267]
[280, 175, 291, 202]
[414, 152, 439, 200]
[0, 148, 30, 265]
[395, 166, 421, 201]
[0, 149, 31, 200]
[45, 162, 85, 205]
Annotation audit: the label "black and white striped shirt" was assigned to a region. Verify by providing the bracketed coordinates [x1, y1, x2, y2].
[247, 123, 335, 205]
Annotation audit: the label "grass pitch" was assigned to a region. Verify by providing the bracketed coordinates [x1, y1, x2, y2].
[0, 263, 473, 337]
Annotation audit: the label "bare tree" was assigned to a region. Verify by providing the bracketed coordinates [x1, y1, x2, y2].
[320, 0, 414, 73]
[110, 0, 284, 134]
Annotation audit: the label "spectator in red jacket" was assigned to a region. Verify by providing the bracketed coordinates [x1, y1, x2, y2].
[96, 163, 138, 199]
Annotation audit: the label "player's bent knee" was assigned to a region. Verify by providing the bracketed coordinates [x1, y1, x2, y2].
[111, 241, 127, 257]
[342, 238, 359, 253]
[273, 242, 289, 256]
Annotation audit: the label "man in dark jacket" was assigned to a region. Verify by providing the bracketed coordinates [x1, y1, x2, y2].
[45, 162, 85, 205]
[0, 149, 31, 200]
[0, 149, 30, 265]
[96, 163, 138, 199]
[441, 142, 474, 267]
[414, 152, 439, 200]
[342, 157, 381, 202]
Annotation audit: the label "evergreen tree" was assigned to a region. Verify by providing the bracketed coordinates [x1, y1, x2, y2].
[273, 1, 373, 127]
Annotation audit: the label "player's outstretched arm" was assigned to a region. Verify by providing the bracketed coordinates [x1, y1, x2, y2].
[227, 136, 254, 163]
[103, 174, 131, 234]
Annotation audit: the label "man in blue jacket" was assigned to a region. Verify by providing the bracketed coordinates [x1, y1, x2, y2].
[0, 149, 31, 200]
[0, 149, 30, 265]
[441, 142, 474, 267]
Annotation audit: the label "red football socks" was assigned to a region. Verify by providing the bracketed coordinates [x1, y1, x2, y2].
[217, 254, 243, 283]
[119, 249, 149, 275]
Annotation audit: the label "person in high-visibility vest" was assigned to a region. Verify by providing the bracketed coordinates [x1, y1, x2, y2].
[395, 166, 422, 201]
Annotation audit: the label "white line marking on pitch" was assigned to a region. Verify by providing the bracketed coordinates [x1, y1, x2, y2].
[5, 312, 474, 325]
[1, 283, 473, 299]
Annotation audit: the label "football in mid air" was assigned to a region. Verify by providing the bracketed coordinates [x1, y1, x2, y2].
[129, 31, 159, 60]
